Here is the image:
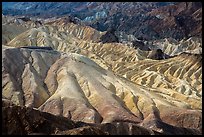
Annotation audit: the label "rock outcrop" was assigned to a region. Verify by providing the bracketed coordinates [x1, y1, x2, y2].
[100, 28, 119, 43]
[147, 49, 169, 60]
[3, 100, 200, 135]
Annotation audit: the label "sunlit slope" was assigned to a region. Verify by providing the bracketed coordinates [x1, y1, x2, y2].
[2, 46, 201, 132]
[5, 23, 202, 103]
[2, 16, 202, 133]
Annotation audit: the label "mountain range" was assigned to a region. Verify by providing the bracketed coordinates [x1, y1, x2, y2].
[2, 2, 202, 135]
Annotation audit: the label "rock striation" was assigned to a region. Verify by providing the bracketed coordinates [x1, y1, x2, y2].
[2, 44, 202, 134]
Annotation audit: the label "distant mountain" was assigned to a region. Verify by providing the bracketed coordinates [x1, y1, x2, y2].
[2, 2, 173, 18]
[2, 2, 91, 16]
[86, 2, 202, 40]
[2, 2, 201, 41]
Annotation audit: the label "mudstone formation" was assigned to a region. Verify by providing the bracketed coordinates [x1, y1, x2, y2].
[2, 2, 202, 135]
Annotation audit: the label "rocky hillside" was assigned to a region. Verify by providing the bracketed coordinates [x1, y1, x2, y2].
[3, 2, 202, 40]
[2, 99, 164, 135]
[2, 44, 202, 134]
[2, 13, 202, 135]
[88, 2, 202, 40]
[4, 99, 200, 135]
[2, 2, 172, 17]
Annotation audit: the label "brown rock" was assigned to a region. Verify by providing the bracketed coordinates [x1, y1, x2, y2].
[2, 100, 76, 135]
[55, 126, 109, 135]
